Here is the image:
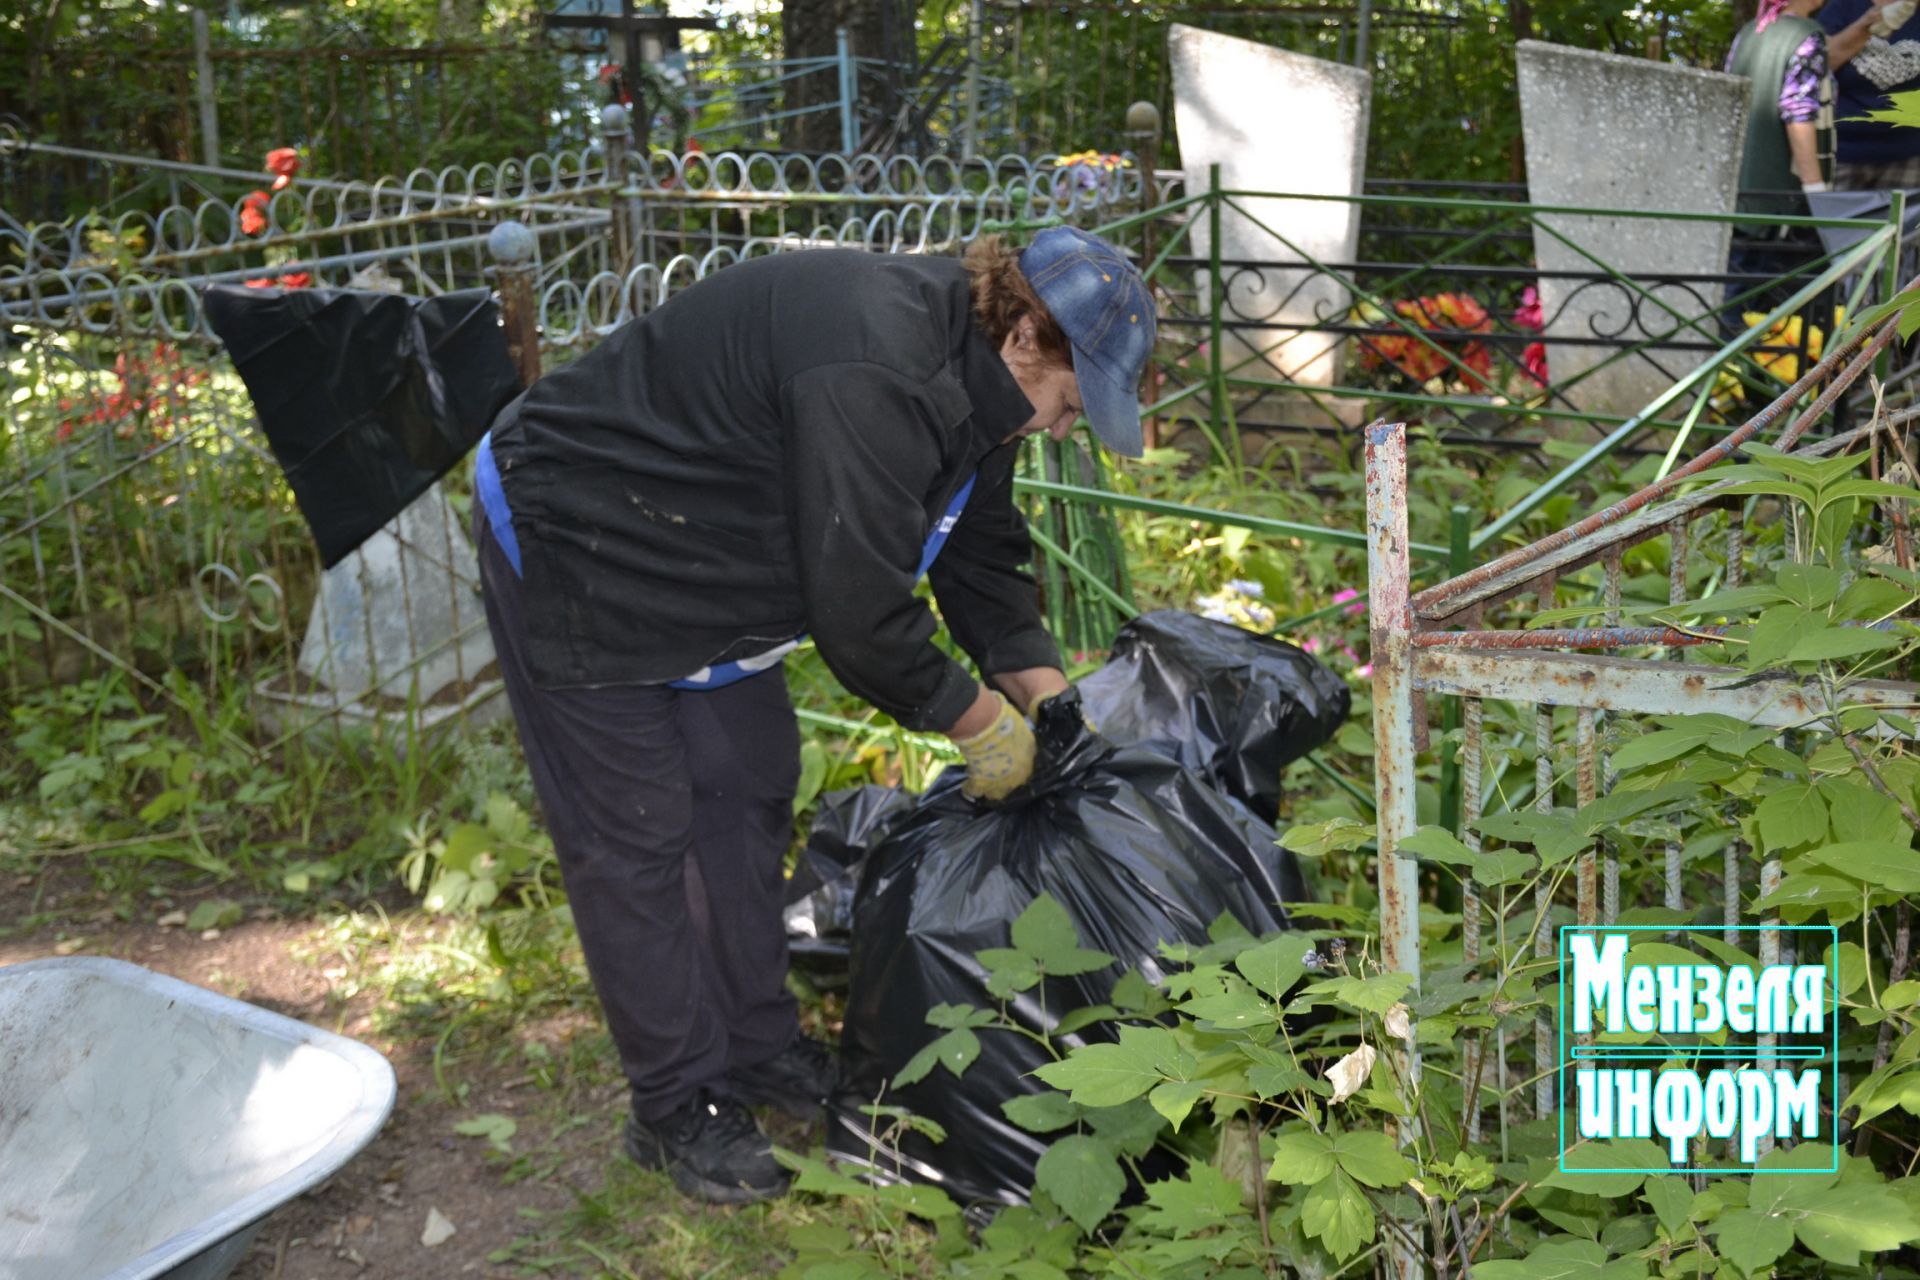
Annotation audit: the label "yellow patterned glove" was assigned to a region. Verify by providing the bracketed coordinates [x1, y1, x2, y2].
[954, 692, 1037, 801]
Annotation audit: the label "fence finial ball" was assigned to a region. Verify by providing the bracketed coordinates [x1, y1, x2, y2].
[601, 103, 630, 134]
[1124, 101, 1161, 135]
[488, 220, 536, 266]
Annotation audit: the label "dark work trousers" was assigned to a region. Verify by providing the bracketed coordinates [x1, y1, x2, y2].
[474, 513, 803, 1122]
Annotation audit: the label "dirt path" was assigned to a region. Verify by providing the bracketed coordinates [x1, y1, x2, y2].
[0, 871, 798, 1279]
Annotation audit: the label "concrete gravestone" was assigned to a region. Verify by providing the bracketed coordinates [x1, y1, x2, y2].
[296, 483, 495, 705]
[1518, 41, 1749, 419]
[1169, 24, 1371, 418]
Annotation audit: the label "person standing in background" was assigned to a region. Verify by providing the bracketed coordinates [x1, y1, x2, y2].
[1820, 0, 1917, 188]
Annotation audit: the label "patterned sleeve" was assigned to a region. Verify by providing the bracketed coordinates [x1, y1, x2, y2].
[1780, 33, 1828, 123]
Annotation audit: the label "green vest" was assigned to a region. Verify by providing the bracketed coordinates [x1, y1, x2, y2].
[1730, 15, 1832, 226]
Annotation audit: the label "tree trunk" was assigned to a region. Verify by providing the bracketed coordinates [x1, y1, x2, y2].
[781, 0, 889, 153]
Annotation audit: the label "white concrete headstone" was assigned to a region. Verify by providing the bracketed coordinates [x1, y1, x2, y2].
[297, 483, 494, 703]
[1518, 41, 1748, 419]
[1170, 24, 1371, 403]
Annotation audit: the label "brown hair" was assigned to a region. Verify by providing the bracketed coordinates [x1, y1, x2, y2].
[962, 235, 1072, 363]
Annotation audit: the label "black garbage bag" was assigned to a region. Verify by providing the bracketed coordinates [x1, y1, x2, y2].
[204, 285, 522, 567]
[1077, 610, 1352, 825]
[784, 785, 914, 961]
[828, 690, 1308, 1209]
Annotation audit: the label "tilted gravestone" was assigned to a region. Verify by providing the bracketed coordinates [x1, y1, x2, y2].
[296, 483, 495, 704]
[1518, 41, 1748, 420]
[1170, 24, 1371, 424]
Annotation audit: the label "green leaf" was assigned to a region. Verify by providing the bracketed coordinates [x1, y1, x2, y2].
[1331, 1130, 1413, 1188]
[1543, 1139, 1671, 1196]
[1398, 825, 1478, 864]
[1756, 782, 1827, 853]
[1820, 777, 1909, 844]
[1233, 933, 1317, 1000]
[1011, 893, 1117, 976]
[1824, 940, 1870, 1000]
[1177, 989, 1276, 1029]
[1834, 576, 1914, 623]
[1641, 1175, 1694, 1238]
[185, 898, 243, 931]
[1031, 1025, 1178, 1106]
[893, 1027, 980, 1088]
[1139, 1166, 1247, 1240]
[1754, 873, 1862, 915]
[1776, 563, 1844, 610]
[1881, 979, 1920, 1010]
[1475, 811, 1589, 864]
[1721, 478, 1819, 507]
[1267, 1130, 1337, 1185]
[1247, 1062, 1311, 1097]
[1300, 1170, 1376, 1262]
[1279, 817, 1373, 857]
[1791, 1184, 1920, 1265]
[793, 740, 829, 815]
[1783, 625, 1904, 664]
[1804, 840, 1920, 891]
[1747, 605, 1823, 670]
[1296, 971, 1415, 1014]
[1473, 1237, 1649, 1280]
[452, 1113, 517, 1153]
[1713, 1208, 1795, 1277]
[1659, 584, 1787, 620]
[1033, 1135, 1125, 1233]
[1001, 1091, 1081, 1134]
[1084, 1098, 1166, 1157]
[926, 1003, 996, 1030]
[1051, 1004, 1118, 1037]
[1148, 1079, 1208, 1130]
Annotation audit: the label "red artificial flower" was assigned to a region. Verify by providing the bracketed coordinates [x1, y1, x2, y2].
[239, 190, 270, 236]
[265, 147, 300, 191]
[1523, 340, 1549, 386]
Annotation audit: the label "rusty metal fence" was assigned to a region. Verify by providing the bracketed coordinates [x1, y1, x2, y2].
[1364, 306, 1918, 1167]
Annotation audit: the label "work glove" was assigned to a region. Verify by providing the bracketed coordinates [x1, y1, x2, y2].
[954, 692, 1037, 801]
[1875, 0, 1914, 37]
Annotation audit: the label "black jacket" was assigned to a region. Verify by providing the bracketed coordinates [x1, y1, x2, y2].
[489, 250, 1062, 732]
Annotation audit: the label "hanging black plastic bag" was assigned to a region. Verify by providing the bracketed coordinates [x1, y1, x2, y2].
[1076, 610, 1351, 824]
[204, 285, 522, 567]
[829, 690, 1308, 1209]
[784, 785, 914, 961]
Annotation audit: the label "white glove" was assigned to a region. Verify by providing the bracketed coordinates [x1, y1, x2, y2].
[1873, 0, 1914, 38]
[1803, 181, 1831, 194]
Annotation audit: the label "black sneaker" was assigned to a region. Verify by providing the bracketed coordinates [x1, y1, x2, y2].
[727, 1035, 839, 1118]
[624, 1089, 791, 1205]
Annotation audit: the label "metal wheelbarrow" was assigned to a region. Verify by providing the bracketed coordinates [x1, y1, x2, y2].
[0, 956, 397, 1280]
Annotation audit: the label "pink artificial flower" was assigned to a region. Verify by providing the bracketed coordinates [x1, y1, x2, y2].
[1512, 285, 1543, 333]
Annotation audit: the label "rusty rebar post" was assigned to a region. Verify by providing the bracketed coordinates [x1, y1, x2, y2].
[1366, 420, 1421, 989]
[1601, 549, 1623, 924]
[1534, 704, 1554, 1118]
[1462, 695, 1485, 1145]
[488, 219, 542, 388]
[1364, 418, 1422, 1280]
[1665, 519, 1688, 941]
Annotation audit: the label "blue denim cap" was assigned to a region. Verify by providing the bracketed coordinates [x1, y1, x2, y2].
[1018, 226, 1156, 457]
